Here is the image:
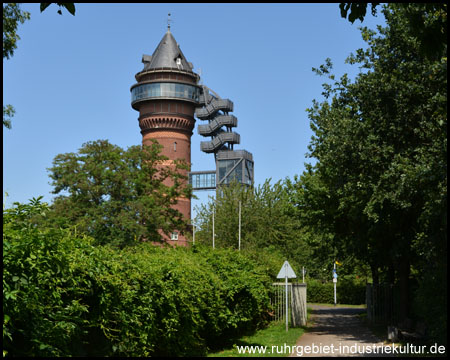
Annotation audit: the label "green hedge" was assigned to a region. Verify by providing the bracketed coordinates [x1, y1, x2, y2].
[3, 200, 272, 357]
[306, 278, 366, 305]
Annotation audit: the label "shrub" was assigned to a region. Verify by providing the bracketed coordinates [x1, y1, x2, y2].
[3, 199, 272, 357]
[306, 277, 366, 305]
[3, 198, 94, 356]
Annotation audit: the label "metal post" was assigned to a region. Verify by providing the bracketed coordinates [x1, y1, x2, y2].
[238, 200, 241, 251]
[334, 261, 337, 306]
[193, 220, 195, 245]
[285, 263, 289, 332]
[302, 266, 305, 283]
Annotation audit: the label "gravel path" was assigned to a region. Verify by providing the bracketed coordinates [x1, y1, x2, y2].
[289, 305, 393, 357]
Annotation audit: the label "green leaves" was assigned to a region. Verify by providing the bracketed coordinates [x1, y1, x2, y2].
[3, 3, 31, 60]
[3, 198, 272, 356]
[40, 3, 76, 16]
[3, 104, 15, 129]
[46, 139, 192, 247]
[304, 3, 446, 337]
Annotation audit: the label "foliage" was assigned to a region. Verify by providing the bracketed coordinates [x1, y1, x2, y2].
[3, 197, 93, 356]
[339, 3, 380, 24]
[306, 277, 366, 305]
[3, 104, 15, 129]
[301, 3, 446, 340]
[339, 3, 447, 61]
[208, 321, 306, 357]
[194, 180, 312, 273]
[46, 139, 192, 247]
[3, 198, 273, 356]
[40, 3, 75, 16]
[3, 3, 30, 60]
[195, 180, 371, 283]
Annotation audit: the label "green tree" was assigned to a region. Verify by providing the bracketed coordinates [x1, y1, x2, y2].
[194, 180, 312, 272]
[304, 4, 446, 329]
[46, 139, 193, 247]
[3, 3, 30, 60]
[339, 3, 447, 61]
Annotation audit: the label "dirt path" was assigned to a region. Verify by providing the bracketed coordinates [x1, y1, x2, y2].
[289, 305, 393, 357]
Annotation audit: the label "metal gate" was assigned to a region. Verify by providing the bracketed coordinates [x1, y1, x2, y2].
[270, 283, 307, 326]
[366, 283, 399, 325]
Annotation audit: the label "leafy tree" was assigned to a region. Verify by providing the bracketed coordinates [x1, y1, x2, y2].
[194, 180, 312, 273]
[303, 3, 446, 330]
[3, 3, 30, 60]
[46, 139, 193, 247]
[339, 3, 447, 61]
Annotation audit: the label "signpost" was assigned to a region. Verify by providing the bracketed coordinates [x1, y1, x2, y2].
[277, 261, 297, 332]
[333, 263, 338, 306]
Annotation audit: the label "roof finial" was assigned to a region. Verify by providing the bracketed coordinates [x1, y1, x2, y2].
[167, 12, 172, 31]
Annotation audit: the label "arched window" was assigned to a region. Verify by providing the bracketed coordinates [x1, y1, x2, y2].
[174, 142, 177, 152]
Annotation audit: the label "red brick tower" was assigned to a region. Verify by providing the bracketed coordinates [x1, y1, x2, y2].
[130, 27, 200, 246]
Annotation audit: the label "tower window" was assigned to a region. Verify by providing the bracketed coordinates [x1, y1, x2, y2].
[174, 142, 177, 152]
[171, 231, 178, 241]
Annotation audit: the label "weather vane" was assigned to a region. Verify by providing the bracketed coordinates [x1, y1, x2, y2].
[167, 12, 172, 30]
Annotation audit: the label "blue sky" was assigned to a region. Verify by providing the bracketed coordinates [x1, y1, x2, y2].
[3, 3, 385, 216]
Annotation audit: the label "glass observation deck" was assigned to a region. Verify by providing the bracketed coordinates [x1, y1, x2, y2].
[189, 150, 254, 191]
[189, 171, 216, 190]
[131, 82, 200, 106]
[217, 150, 253, 186]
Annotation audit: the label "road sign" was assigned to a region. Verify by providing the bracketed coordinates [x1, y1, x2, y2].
[277, 261, 296, 332]
[333, 272, 338, 279]
[333, 278, 337, 283]
[277, 261, 297, 279]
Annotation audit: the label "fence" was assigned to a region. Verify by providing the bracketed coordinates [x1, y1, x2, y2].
[366, 283, 400, 325]
[270, 283, 307, 327]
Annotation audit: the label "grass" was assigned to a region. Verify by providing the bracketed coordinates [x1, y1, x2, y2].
[207, 322, 306, 357]
[208, 309, 312, 357]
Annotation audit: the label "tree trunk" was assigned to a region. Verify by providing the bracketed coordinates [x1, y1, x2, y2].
[387, 262, 395, 285]
[370, 262, 379, 285]
[397, 255, 410, 322]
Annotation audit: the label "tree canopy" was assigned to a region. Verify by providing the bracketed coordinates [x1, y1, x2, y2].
[299, 3, 446, 337]
[339, 3, 447, 61]
[46, 139, 193, 247]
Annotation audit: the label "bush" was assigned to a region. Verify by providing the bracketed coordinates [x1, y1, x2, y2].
[241, 245, 295, 281]
[306, 277, 366, 305]
[3, 198, 95, 356]
[3, 199, 272, 357]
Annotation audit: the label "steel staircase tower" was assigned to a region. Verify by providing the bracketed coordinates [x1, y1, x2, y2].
[190, 85, 254, 189]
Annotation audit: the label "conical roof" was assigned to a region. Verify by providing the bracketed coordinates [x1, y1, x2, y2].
[143, 29, 193, 71]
